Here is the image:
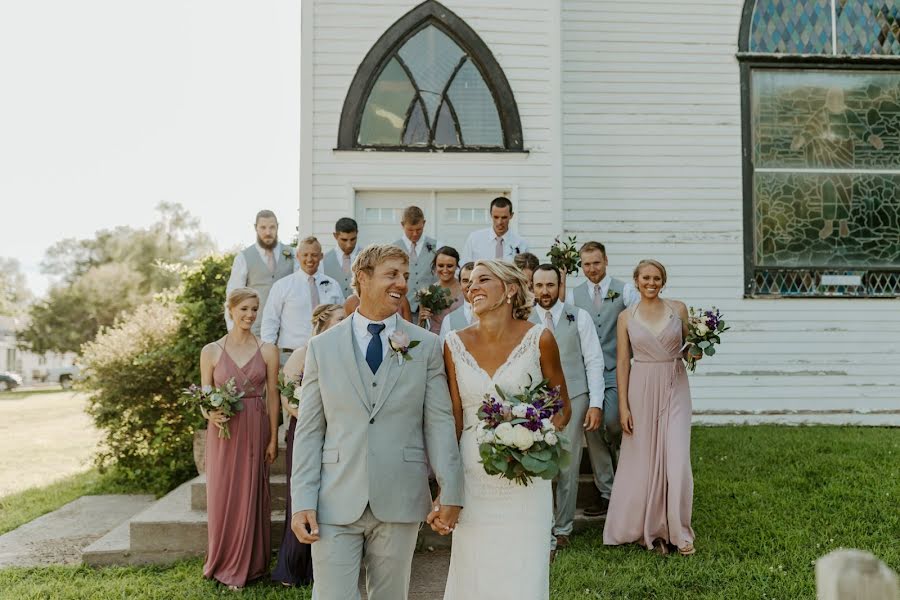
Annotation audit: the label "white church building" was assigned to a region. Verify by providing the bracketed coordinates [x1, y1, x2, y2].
[297, 0, 900, 423]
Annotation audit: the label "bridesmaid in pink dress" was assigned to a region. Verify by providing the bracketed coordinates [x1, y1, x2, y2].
[199, 287, 280, 589]
[418, 246, 464, 335]
[603, 259, 697, 556]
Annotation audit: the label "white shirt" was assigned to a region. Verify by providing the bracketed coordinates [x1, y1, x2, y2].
[225, 242, 296, 330]
[539, 302, 606, 409]
[586, 274, 640, 308]
[438, 302, 473, 342]
[460, 227, 529, 264]
[351, 311, 399, 361]
[260, 270, 345, 350]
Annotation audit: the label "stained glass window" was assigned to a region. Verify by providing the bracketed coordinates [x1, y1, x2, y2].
[743, 1, 900, 297]
[356, 25, 504, 148]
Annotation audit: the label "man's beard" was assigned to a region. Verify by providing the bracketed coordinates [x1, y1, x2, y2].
[257, 235, 278, 250]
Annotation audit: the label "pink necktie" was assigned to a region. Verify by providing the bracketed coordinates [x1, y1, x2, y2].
[342, 253, 351, 274]
[308, 276, 320, 309]
[410, 241, 418, 262]
[265, 250, 275, 273]
[544, 310, 555, 333]
[594, 284, 603, 309]
[495, 237, 503, 259]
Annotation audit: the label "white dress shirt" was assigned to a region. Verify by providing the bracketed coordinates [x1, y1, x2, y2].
[260, 270, 345, 350]
[225, 242, 296, 330]
[438, 302, 473, 342]
[460, 227, 529, 264]
[539, 302, 606, 409]
[351, 311, 399, 361]
[586, 274, 640, 308]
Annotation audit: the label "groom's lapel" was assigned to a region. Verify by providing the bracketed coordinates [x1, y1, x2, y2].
[339, 317, 370, 411]
[370, 319, 412, 418]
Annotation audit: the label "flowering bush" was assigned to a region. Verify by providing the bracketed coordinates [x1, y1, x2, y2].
[475, 377, 570, 485]
[684, 306, 729, 372]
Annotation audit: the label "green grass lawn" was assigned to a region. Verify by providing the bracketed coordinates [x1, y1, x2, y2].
[0, 426, 897, 599]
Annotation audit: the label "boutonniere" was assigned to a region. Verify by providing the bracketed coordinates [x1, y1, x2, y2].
[425, 242, 434, 253]
[565, 312, 576, 323]
[606, 290, 621, 301]
[388, 331, 421, 365]
[281, 247, 294, 259]
[319, 280, 331, 287]
[514, 246, 521, 255]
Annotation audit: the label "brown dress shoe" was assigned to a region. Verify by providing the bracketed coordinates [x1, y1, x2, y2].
[583, 497, 610, 517]
[555, 534, 570, 549]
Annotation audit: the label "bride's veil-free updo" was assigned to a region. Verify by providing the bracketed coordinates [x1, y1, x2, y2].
[473, 259, 535, 320]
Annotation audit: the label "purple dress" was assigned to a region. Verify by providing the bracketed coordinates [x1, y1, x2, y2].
[204, 342, 271, 587]
[271, 415, 314, 585]
[603, 304, 695, 550]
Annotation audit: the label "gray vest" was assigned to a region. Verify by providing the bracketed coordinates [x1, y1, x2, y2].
[394, 237, 438, 312]
[243, 244, 294, 334]
[352, 330, 398, 412]
[445, 305, 470, 332]
[529, 304, 589, 399]
[322, 249, 354, 299]
[572, 279, 626, 372]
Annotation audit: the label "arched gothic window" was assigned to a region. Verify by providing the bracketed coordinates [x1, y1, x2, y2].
[337, 1, 523, 151]
[739, 0, 900, 297]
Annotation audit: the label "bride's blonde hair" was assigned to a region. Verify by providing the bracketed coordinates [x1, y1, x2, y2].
[473, 259, 534, 320]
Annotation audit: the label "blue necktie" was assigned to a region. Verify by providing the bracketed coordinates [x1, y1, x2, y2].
[366, 323, 386, 374]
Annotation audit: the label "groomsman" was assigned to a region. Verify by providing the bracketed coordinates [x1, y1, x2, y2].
[460, 197, 529, 264]
[438, 262, 475, 341]
[261, 236, 344, 364]
[321, 217, 360, 299]
[529, 264, 605, 549]
[393, 206, 437, 316]
[570, 241, 639, 517]
[513, 252, 539, 284]
[225, 209, 295, 335]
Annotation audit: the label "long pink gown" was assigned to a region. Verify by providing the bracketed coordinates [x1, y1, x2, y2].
[204, 342, 271, 587]
[603, 304, 695, 550]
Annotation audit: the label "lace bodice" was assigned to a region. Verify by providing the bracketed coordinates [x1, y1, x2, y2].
[445, 326, 544, 429]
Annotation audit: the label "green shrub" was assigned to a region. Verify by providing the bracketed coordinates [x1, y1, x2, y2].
[80, 253, 234, 495]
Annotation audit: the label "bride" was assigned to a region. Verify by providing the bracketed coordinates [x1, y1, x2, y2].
[437, 259, 571, 600]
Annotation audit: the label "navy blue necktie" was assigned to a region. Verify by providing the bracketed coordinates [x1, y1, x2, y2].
[366, 323, 386, 374]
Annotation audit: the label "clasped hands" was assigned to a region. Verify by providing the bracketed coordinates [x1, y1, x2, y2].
[426, 500, 461, 536]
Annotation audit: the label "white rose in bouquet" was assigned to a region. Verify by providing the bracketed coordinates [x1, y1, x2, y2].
[541, 418, 553, 431]
[293, 385, 303, 401]
[532, 430, 544, 442]
[494, 422, 515, 446]
[695, 322, 709, 336]
[512, 404, 529, 419]
[512, 425, 535, 450]
[544, 431, 559, 446]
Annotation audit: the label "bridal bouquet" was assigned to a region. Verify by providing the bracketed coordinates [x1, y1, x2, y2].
[182, 378, 245, 439]
[415, 284, 453, 329]
[474, 377, 570, 485]
[278, 372, 303, 409]
[546, 235, 581, 275]
[683, 306, 729, 372]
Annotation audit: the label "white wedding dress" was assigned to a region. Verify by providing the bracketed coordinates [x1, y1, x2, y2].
[443, 326, 551, 600]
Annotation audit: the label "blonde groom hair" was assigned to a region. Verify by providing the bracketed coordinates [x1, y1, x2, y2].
[351, 244, 410, 296]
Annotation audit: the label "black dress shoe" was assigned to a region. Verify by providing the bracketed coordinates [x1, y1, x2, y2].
[583, 497, 610, 517]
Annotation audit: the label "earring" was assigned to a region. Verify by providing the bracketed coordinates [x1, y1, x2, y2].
[507, 297, 512, 304]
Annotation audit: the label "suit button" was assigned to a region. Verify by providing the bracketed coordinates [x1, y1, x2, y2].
[372, 382, 377, 387]
[369, 418, 375, 424]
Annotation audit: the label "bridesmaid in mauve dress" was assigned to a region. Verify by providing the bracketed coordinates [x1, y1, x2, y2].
[200, 287, 280, 589]
[272, 303, 345, 587]
[419, 246, 464, 335]
[603, 260, 696, 556]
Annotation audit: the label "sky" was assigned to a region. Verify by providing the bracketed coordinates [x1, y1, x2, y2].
[0, 1, 303, 297]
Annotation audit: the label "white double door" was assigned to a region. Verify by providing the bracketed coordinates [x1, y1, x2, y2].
[354, 189, 510, 254]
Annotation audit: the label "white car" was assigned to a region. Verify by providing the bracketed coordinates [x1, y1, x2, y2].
[0, 372, 23, 392]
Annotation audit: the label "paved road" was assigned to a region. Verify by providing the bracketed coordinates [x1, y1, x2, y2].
[0, 391, 101, 497]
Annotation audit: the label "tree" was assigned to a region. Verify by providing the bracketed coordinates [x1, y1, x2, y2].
[0, 258, 32, 316]
[18, 202, 214, 354]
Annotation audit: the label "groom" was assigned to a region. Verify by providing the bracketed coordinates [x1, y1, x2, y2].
[291, 243, 464, 600]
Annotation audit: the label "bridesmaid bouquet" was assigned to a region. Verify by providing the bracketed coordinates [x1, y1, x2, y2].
[546, 235, 581, 275]
[415, 284, 453, 329]
[474, 377, 570, 486]
[683, 306, 730, 372]
[277, 372, 303, 409]
[182, 378, 245, 439]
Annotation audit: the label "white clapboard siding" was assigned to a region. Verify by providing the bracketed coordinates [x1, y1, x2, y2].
[306, 0, 562, 255]
[560, 0, 900, 416]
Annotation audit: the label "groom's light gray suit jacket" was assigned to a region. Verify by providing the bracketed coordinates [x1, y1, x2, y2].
[292, 316, 464, 525]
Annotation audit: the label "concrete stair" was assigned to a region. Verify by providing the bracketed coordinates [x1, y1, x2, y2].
[83, 434, 606, 565]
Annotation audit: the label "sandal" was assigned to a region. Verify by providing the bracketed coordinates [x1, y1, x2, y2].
[678, 543, 696, 556]
[651, 539, 669, 556]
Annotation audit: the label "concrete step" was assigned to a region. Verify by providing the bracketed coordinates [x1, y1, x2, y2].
[190, 473, 288, 512]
